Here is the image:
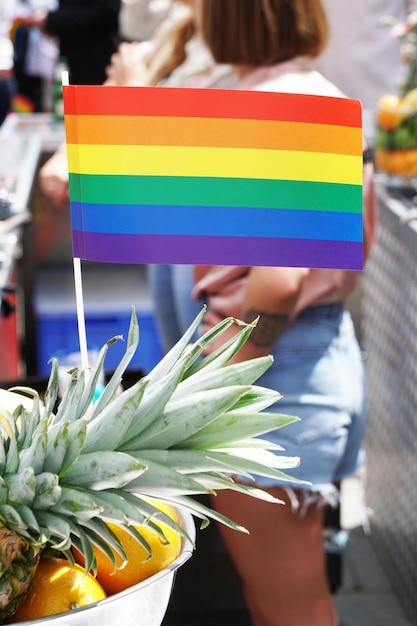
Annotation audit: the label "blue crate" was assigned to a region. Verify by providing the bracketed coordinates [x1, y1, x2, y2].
[36, 309, 163, 377]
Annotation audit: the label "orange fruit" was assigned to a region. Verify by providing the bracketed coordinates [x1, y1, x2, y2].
[401, 148, 417, 176]
[377, 94, 405, 130]
[10, 557, 106, 622]
[74, 500, 182, 595]
[375, 148, 417, 177]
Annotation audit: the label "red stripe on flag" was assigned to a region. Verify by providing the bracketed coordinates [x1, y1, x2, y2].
[63, 85, 362, 127]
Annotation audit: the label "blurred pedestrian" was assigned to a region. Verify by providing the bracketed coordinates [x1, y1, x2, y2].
[179, 2, 377, 625]
[0, 0, 17, 125]
[23, 0, 121, 85]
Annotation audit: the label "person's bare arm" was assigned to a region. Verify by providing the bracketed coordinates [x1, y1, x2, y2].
[105, 42, 151, 86]
[38, 143, 70, 208]
[202, 267, 308, 363]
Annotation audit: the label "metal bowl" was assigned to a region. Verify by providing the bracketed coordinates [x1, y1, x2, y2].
[14, 510, 195, 626]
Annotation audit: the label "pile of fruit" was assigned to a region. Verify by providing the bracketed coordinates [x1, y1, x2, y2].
[9, 498, 181, 622]
[0, 308, 300, 623]
[375, 88, 417, 178]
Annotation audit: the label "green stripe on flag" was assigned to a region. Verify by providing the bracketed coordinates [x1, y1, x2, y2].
[69, 174, 362, 213]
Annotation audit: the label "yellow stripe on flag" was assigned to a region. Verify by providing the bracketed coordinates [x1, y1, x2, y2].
[67, 144, 362, 185]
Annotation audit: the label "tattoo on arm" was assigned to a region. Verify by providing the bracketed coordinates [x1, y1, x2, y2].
[243, 308, 289, 347]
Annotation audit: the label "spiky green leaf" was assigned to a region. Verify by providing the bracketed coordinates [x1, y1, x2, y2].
[127, 386, 251, 450]
[178, 411, 299, 450]
[34, 472, 62, 509]
[60, 451, 147, 490]
[18, 420, 48, 474]
[4, 468, 36, 507]
[83, 380, 147, 453]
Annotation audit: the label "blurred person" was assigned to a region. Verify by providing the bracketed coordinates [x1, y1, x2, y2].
[118, 0, 172, 43]
[37, 0, 195, 204]
[22, 0, 121, 85]
[169, 2, 375, 625]
[106, 0, 195, 86]
[12, 0, 59, 113]
[0, 0, 17, 125]
[314, 0, 412, 109]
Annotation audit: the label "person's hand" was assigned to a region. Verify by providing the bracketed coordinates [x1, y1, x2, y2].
[38, 144, 70, 208]
[105, 42, 151, 86]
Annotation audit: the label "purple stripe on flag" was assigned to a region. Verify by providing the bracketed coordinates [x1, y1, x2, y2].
[72, 231, 363, 270]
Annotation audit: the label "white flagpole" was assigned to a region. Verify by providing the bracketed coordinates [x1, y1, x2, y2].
[62, 70, 89, 370]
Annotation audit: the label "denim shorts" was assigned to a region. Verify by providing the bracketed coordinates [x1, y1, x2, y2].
[254, 304, 366, 499]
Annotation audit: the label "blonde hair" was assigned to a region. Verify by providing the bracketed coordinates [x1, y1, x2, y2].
[202, 0, 328, 65]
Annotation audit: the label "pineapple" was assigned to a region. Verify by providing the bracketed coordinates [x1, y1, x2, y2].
[0, 307, 301, 620]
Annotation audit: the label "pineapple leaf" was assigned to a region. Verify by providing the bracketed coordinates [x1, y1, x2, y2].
[13, 504, 41, 536]
[226, 387, 281, 414]
[20, 406, 41, 451]
[0, 435, 6, 475]
[0, 504, 27, 532]
[34, 472, 62, 509]
[18, 420, 48, 474]
[215, 436, 285, 450]
[145, 307, 207, 381]
[4, 468, 36, 507]
[130, 447, 302, 487]
[50, 486, 103, 522]
[75, 516, 128, 572]
[60, 451, 147, 490]
[83, 379, 147, 453]
[89, 307, 140, 419]
[125, 457, 214, 495]
[36, 511, 72, 550]
[173, 356, 274, 398]
[84, 489, 146, 526]
[0, 477, 6, 505]
[67, 518, 99, 571]
[186, 472, 284, 504]
[119, 362, 187, 445]
[198, 449, 304, 484]
[43, 358, 60, 418]
[52, 368, 87, 425]
[5, 390, 43, 450]
[78, 343, 109, 415]
[128, 386, 252, 450]
[60, 419, 87, 473]
[43, 421, 70, 474]
[182, 319, 257, 380]
[178, 411, 299, 450]
[151, 494, 249, 533]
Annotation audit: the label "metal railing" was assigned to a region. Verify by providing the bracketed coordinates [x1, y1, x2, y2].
[363, 180, 417, 624]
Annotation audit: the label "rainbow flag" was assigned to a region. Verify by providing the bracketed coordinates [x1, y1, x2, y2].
[63, 85, 363, 270]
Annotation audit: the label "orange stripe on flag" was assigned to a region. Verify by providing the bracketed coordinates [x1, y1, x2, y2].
[64, 115, 362, 155]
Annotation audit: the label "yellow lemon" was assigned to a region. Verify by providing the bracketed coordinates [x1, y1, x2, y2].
[74, 500, 182, 595]
[377, 94, 406, 130]
[10, 558, 106, 622]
